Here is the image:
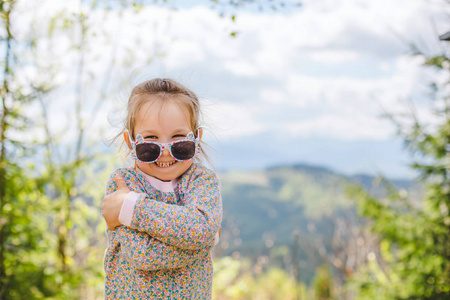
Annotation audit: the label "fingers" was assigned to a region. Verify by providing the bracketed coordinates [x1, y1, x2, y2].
[114, 175, 128, 190]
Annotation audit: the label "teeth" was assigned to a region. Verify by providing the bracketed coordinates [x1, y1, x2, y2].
[156, 161, 176, 168]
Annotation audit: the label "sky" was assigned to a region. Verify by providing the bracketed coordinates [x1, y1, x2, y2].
[16, 0, 450, 179]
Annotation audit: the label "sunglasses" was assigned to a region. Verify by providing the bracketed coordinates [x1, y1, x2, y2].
[127, 130, 200, 163]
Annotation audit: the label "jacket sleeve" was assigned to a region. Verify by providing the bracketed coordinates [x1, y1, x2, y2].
[105, 168, 211, 270]
[116, 226, 211, 271]
[129, 165, 223, 250]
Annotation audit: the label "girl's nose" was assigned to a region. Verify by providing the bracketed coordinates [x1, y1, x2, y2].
[161, 149, 170, 157]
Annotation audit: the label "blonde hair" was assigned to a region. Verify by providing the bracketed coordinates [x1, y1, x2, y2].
[118, 78, 211, 165]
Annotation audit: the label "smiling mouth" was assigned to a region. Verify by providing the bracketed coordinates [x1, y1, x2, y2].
[155, 161, 176, 168]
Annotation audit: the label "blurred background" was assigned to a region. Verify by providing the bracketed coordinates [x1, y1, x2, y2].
[1, 0, 449, 299]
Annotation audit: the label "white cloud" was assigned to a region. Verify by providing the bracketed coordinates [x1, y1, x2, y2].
[260, 89, 287, 104]
[309, 50, 359, 64]
[201, 99, 265, 139]
[286, 114, 393, 140]
[165, 40, 206, 69]
[223, 60, 259, 77]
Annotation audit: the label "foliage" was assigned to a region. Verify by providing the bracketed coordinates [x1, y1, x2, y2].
[1, 164, 52, 300]
[212, 256, 307, 300]
[0, 0, 115, 298]
[0, 1, 57, 298]
[313, 265, 334, 300]
[348, 48, 450, 299]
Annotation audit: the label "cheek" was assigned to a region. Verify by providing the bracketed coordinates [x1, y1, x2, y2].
[180, 160, 193, 170]
[136, 161, 153, 171]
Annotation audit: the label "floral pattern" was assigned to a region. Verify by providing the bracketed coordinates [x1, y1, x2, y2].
[104, 164, 222, 299]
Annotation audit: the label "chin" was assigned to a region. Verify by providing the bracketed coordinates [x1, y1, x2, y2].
[153, 174, 178, 181]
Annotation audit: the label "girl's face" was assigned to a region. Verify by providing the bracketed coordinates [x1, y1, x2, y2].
[130, 97, 196, 181]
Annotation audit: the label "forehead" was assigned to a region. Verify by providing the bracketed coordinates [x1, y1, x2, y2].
[135, 96, 191, 132]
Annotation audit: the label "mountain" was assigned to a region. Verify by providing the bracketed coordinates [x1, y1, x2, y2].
[213, 163, 422, 284]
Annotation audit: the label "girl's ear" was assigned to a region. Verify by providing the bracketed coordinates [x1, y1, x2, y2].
[197, 127, 203, 140]
[124, 131, 132, 150]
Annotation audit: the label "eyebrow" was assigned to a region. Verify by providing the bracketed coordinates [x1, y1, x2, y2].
[171, 129, 191, 134]
[138, 130, 157, 136]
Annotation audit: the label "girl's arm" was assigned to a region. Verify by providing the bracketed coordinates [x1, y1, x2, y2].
[128, 164, 222, 250]
[104, 169, 212, 270]
[116, 226, 211, 271]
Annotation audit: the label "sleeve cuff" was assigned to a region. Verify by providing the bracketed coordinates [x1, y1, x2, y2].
[118, 191, 140, 227]
[214, 231, 220, 246]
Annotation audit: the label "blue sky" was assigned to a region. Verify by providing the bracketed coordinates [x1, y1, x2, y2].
[18, 0, 450, 179]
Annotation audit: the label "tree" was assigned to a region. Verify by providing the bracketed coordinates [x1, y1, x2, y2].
[348, 39, 450, 299]
[0, 0, 122, 297]
[0, 1, 63, 298]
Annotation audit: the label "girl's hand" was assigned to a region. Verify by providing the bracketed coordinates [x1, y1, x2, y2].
[102, 175, 130, 230]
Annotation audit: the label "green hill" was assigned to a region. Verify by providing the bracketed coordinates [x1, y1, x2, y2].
[213, 163, 421, 284]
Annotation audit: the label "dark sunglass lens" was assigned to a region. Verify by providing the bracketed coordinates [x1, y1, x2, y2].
[136, 143, 160, 162]
[171, 141, 196, 160]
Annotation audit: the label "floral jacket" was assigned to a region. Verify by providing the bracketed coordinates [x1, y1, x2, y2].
[103, 163, 222, 299]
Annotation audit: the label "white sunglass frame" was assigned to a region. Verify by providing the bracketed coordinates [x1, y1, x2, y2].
[126, 129, 200, 163]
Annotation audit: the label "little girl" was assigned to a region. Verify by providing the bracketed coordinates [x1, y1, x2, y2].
[101, 78, 222, 299]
